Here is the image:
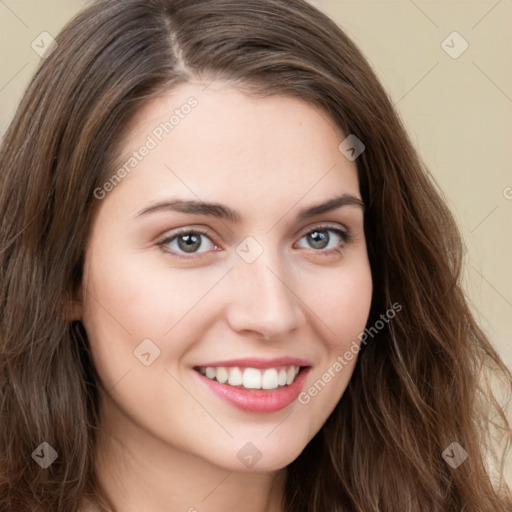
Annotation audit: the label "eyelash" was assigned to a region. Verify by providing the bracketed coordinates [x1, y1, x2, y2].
[156, 224, 353, 260]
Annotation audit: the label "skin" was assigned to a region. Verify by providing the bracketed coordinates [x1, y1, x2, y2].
[72, 80, 373, 512]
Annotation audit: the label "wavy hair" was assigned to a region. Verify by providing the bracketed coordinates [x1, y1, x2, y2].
[0, 0, 510, 510]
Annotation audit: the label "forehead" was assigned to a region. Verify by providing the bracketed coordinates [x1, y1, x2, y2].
[105, 80, 360, 212]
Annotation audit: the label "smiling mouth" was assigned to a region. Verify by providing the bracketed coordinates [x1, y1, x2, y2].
[194, 365, 303, 391]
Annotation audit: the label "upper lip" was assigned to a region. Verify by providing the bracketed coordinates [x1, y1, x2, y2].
[194, 357, 311, 369]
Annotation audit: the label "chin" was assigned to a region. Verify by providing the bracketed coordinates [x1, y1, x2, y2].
[220, 435, 311, 473]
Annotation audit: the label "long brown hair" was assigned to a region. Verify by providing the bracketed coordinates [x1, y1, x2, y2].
[0, 0, 510, 510]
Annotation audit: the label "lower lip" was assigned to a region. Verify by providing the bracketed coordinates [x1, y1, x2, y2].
[195, 368, 310, 413]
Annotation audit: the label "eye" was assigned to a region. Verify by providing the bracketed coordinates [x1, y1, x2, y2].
[156, 225, 352, 259]
[295, 225, 352, 255]
[157, 228, 219, 258]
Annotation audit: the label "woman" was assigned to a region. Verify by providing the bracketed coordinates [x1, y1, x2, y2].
[0, 0, 510, 511]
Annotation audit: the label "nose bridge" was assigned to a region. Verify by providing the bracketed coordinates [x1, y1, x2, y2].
[226, 237, 299, 337]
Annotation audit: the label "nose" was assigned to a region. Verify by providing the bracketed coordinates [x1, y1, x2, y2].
[225, 248, 300, 340]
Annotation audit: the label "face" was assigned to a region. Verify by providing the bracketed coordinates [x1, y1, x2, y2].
[76, 80, 373, 472]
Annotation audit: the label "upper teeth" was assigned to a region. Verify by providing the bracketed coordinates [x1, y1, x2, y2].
[198, 365, 301, 390]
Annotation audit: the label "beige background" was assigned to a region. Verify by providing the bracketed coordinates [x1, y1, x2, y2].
[1, 0, 511, 478]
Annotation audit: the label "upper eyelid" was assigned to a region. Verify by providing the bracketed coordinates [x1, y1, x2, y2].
[299, 223, 348, 234]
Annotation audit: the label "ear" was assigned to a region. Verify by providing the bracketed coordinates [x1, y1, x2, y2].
[67, 279, 84, 322]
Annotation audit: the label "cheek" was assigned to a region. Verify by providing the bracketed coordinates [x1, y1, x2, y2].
[335, 274, 373, 342]
[82, 237, 190, 340]
[311, 257, 373, 347]
[80, 249, 205, 447]
[80, 241, 227, 380]
[297, 258, 372, 428]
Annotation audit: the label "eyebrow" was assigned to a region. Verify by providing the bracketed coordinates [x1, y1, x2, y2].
[135, 193, 365, 223]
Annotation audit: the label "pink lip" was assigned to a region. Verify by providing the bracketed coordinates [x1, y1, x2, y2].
[194, 366, 311, 413]
[194, 356, 311, 369]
